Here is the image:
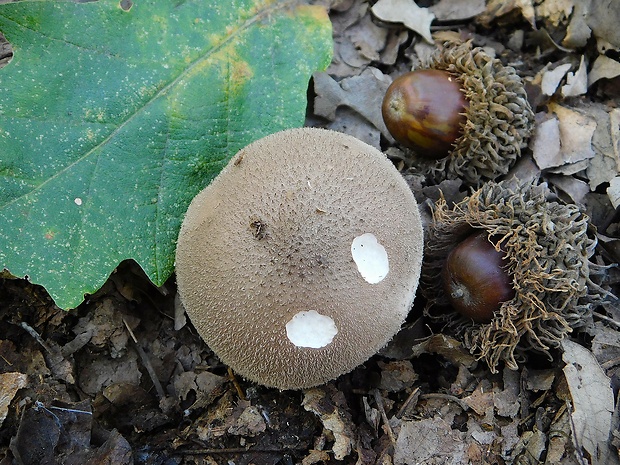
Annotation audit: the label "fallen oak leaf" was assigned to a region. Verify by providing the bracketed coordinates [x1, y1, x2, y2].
[562, 339, 618, 465]
[371, 0, 435, 44]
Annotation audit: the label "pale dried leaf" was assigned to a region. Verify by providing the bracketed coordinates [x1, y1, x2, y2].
[546, 408, 582, 465]
[587, 0, 620, 49]
[561, 55, 588, 97]
[345, 13, 389, 63]
[410, 334, 477, 368]
[525, 369, 556, 392]
[563, 0, 592, 48]
[324, 107, 383, 148]
[591, 321, 620, 365]
[534, 103, 597, 170]
[548, 174, 590, 204]
[227, 405, 267, 437]
[495, 368, 520, 418]
[430, 0, 486, 21]
[608, 176, 620, 208]
[302, 387, 355, 460]
[587, 104, 620, 189]
[531, 114, 562, 169]
[535, 0, 574, 27]
[371, 0, 435, 44]
[589, 55, 620, 87]
[541, 63, 572, 96]
[477, 0, 536, 28]
[462, 382, 494, 416]
[510, 429, 546, 462]
[0, 372, 27, 428]
[313, 68, 391, 137]
[302, 450, 331, 465]
[562, 339, 617, 465]
[394, 417, 465, 465]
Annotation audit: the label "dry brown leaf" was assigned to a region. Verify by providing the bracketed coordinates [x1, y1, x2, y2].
[0, 372, 27, 428]
[378, 360, 418, 392]
[531, 103, 596, 171]
[587, 0, 620, 50]
[561, 55, 588, 97]
[541, 63, 572, 96]
[587, 105, 620, 190]
[511, 429, 547, 463]
[562, 339, 618, 465]
[548, 174, 590, 204]
[478, 0, 536, 28]
[589, 55, 620, 86]
[227, 403, 267, 437]
[430, 0, 486, 21]
[608, 176, 620, 208]
[302, 386, 356, 460]
[563, 0, 592, 48]
[371, 0, 435, 44]
[494, 368, 520, 418]
[535, 0, 574, 27]
[313, 67, 391, 147]
[394, 417, 465, 465]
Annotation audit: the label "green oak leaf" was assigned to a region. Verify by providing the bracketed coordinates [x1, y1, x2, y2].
[0, 0, 332, 309]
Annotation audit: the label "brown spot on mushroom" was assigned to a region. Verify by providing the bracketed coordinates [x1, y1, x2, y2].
[249, 216, 269, 240]
[175, 128, 424, 390]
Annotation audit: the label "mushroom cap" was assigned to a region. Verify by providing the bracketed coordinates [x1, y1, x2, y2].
[175, 128, 424, 390]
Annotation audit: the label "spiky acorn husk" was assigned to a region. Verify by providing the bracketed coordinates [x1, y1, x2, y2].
[421, 180, 608, 371]
[407, 41, 534, 187]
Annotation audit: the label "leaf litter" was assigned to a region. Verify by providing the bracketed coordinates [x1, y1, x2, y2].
[1, 0, 620, 463]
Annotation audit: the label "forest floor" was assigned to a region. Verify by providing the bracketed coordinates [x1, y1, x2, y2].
[1, 0, 620, 464]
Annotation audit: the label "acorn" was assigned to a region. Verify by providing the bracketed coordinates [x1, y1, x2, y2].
[382, 69, 468, 159]
[385, 41, 535, 187]
[441, 231, 515, 323]
[421, 180, 612, 371]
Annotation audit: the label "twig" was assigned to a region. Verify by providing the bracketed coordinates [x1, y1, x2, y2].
[395, 387, 420, 419]
[122, 317, 166, 400]
[419, 392, 470, 411]
[172, 446, 307, 455]
[228, 367, 247, 401]
[565, 401, 589, 465]
[593, 311, 620, 330]
[373, 389, 396, 446]
[18, 322, 53, 354]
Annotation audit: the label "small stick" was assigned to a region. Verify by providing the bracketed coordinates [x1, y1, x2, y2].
[373, 389, 396, 446]
[123, 318, 166, 400]
[395, 386, 420, 419]
[228, 367, 247, 401]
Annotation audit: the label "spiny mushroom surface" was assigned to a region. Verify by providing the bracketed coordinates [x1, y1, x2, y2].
[175, 127, 424, 390]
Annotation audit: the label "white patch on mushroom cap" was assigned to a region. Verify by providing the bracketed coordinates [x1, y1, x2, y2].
[285, 310, 338, 348]
[351, 233, 389, 284]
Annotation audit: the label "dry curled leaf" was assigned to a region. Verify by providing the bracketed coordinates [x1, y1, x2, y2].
[532, 103, 596, 171]
[302, 386, 356, 461]
[562, 339, 618, 465]
[371, 0, 435, 44]
[0, 372, 27, 428]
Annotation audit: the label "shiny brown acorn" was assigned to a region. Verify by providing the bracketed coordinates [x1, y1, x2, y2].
[441, 231, 515, 323]
[382, 69, 468, 159]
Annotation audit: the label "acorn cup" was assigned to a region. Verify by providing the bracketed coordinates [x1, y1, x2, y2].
[420, 180, 611, 372]
[382, 41, 535, 187]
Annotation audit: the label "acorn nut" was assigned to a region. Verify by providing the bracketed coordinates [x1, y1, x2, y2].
[441, 231, 515, 323]
[382, 69, 468, 159]
[388, 41, 535, 187]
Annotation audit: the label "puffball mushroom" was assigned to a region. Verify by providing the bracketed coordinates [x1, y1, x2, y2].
[175, 127, 424, 390]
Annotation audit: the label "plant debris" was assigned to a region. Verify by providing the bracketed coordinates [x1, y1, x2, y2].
[1, 0, 620, 463]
